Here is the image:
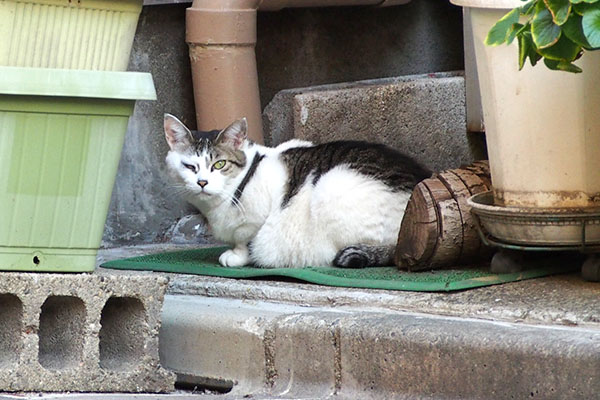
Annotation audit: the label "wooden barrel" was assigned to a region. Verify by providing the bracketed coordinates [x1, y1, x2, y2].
[395, 160, 492, 271]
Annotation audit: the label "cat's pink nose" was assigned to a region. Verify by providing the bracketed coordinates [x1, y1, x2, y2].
[197, 180, 208, 188]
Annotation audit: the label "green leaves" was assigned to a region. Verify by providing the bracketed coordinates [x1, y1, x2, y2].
[544, 0, 572, 25]
[537, 32, 582, 59]
[562, 13, 593, 47]
[582, 6, 600, 46]
[532, 4, 562, 47]
[485, 7, 521, 45]
[485, 0, 600, 72]
[519, 31, 543, 68]
[544, 58, 583, 71]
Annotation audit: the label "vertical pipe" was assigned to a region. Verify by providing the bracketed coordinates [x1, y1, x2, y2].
[186, 1, 264, 143]
[185, 0, 412, 144]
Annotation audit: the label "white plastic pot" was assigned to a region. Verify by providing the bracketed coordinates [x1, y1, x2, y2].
[452, 0, 600, 208]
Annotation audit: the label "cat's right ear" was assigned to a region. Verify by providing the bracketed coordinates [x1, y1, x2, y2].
[164, 113, 193, 151]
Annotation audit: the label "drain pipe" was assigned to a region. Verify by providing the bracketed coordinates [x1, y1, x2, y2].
[186, 0, 411, 143]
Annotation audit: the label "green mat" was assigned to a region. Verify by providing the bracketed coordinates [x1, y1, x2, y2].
[100, 246, 577, 292]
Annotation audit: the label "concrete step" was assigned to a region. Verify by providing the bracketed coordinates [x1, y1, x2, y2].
[96, 246, 600, 399]
[159, 294, 599, 399]
[262, 71, 485, 173]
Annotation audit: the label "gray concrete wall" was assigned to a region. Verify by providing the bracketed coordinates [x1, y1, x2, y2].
[102, 0, 464, 248]
[256, 0, 464, 107]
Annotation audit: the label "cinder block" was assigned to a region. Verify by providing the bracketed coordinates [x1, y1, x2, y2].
[263, 72, 476, 172]
[0, 273, 175, 392]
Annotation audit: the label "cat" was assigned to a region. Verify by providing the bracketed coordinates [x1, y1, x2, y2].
[164, 113, 430, 268]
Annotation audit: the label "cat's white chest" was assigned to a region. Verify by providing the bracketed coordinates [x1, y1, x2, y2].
[205, 202, 246, 243]
[204, 158, 286, 244]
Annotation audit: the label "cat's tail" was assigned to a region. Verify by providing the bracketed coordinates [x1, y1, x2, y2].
[333, 244, 395, 268]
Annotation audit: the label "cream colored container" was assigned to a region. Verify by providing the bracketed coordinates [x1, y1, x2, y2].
[452, 0, 600, 208]
[0, 0, 142, 70]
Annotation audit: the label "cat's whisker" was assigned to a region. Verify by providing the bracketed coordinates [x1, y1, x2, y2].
[167, 184, 198, 198]
[216, 189, 247, 216]
[225, 191, 246, 214]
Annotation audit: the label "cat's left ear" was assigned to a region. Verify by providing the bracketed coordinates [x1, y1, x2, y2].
[216, 118, 247, 150]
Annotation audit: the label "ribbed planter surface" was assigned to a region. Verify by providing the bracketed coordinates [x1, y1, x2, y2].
[0, 0, 142, 70]
[0, 67, 155, 272]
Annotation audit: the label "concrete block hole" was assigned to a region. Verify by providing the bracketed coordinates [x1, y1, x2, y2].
[0, 294, 22, 368]
[99, 296, 146, 371]
[39, 296, 86, 370]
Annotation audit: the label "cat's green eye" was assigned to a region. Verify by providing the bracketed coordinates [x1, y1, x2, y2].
[212, 160, 226, 170]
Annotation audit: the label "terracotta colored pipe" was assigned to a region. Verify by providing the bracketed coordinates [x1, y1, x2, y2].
[186, 0, 411, 143]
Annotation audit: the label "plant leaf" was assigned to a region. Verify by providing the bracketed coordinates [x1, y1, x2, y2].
[532, 2, 562, 48]
[522, 0, 537, 15]
[557, 60, 583, 72]
[518, 31, 533, 69]
[582, 0, 600, 3]
[582, 6, 600, 47]
[486, 7, 522, 45]
[543, 58, 583, 72]
[529, 47, 543, 66]
[518, 31, 543, 69]
[537, 33, 582, 60]
[573, 2, 596, 15]
[543, 0, 571, 25]
[507, 23, 525, 44]
[544, 58, 560, 68]
[563, 13, 594, 48]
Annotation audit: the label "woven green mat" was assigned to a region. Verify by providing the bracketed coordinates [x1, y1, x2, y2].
[100, 246, 576, 292]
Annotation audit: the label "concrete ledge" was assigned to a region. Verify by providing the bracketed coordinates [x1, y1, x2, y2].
[160, 295, 600, 399]
[0, 273, 175, 392]
[263, 72, 478, 172]
[338, 314, 600, 399]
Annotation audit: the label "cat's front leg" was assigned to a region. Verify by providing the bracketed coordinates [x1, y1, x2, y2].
[219, 244, 250, 267]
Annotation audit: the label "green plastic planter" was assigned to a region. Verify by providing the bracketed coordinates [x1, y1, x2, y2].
[0, 0, 143, 71]
[0, 66, 156, 272]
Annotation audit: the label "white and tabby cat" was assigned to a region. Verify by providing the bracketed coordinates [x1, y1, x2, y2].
[164, 114, 430, 268]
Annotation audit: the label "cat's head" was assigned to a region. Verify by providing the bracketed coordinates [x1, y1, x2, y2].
[164, 113, 249, 200]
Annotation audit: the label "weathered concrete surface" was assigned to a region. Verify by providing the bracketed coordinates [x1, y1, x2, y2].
[157, 294, 600, 399]
[152, 262, 599, 330]
[256, 0, 464, 108]
[160, 296, 280, 394]
[0, 273, 174, 392]
[97, 246, 600, 399]
[98, 244, 600, 329]
[0, 395, 231, 400]
[338, 314, 599, 399]
[264, 72, 482, 173]
[270, 313, 339, 397]
[103, 4, 199, 248]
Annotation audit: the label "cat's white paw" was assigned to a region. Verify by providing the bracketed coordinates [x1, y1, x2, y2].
[219, 249, 249, 267]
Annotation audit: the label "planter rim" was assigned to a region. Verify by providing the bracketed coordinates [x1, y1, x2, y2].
[449, 0, 523, 9]
[7, 0, 142, 13]
[0, 67, 156, 101]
